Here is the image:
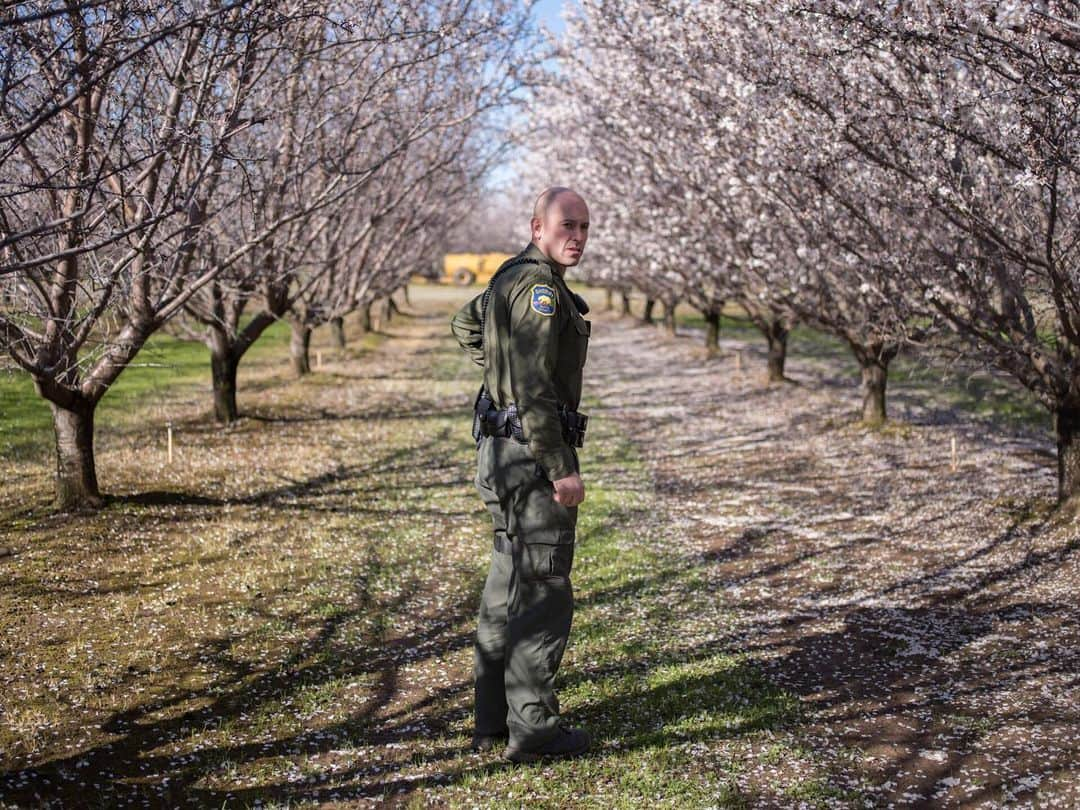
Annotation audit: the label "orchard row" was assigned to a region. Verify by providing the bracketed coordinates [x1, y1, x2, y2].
[0, 0, 535, 509]
[531, 1, 1079, 505]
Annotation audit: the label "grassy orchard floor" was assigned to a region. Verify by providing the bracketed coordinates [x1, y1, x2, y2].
[0, 288, 797, 808]
[0, 320, 307, 464]
[0, 284, 1077, 808]
[666, 300, 1050, 432]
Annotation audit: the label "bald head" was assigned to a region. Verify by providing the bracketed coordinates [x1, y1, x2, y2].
[532, 186, 576, 220]
[530, 187, 589, 269]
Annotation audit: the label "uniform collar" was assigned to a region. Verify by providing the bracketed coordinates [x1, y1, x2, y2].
[524, 241, 565, 277]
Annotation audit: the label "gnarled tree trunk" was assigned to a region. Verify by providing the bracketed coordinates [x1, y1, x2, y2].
[49, 397, 102, 510]
[1054, 405, 1080, 506]
[290, 320, 312, 376]
[207, 325, 240, 423]
[764, 319, 789, 383]
[604, 288, 613, 311]
[210, 345, 240, 424]
[642, 297, 656, 324]
[849, 341, 898, 425]
[861, 361, 888, 423]
[704, 309, 721, 355]
[359, 303, 373, 334]
[663, 299, 678, 336]
[620, 291, 631, 317]
[330, 316, 346, 350]
[201, 311, 279, 424]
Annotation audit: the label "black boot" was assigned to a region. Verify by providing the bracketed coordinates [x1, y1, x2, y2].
[503, 725, 591, 763]
[470, 728, 509, 752]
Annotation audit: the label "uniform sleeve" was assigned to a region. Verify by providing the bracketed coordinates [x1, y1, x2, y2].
[507, 270, 577, 481]
[449, 293, 485, 367]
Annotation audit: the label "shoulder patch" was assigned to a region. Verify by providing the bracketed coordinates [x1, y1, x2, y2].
[530, 283, 556, 316]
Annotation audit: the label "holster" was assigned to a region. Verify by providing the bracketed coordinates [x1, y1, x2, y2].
[473, 386, 587, 449]
[471, 386, 487, 445]
[559, 405, 589, 448]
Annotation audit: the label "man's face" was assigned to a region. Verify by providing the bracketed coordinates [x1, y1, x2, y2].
[531, 192, 589, 267]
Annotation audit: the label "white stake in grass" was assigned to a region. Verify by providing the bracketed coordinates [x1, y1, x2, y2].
[167, 421, 174, 465]
[951, 436, 957, 472]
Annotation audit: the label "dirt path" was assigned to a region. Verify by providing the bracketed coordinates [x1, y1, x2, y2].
[587, 313, 1079, 807]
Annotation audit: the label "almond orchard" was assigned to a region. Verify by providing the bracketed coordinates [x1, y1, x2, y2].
[1, 2, 1077, 808]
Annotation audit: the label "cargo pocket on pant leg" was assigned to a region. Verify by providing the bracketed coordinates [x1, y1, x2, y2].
[516, 531, 575, 580]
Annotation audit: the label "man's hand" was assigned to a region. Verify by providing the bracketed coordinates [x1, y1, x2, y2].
[552, 472, 585, 507]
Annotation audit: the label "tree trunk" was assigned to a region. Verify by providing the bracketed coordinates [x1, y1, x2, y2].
[210, 342, 239, 424]
[330, 316, 346, 350]
[850, 343, 897, 425]
[207, 324, 239, 423]
[704, 309, 721, 355]
[202, 310, 277, 424]
[663, 300, 678, 335]
[604, 288, 613, 311]
[359, 303, 373, 334]
[643, 298, 656, 324]
[861, 361, 888, 424]
[1054, 406, 1080, 505]
[50, 398, 103, 510]
[290, 321, 312, 376]
[765, 319, 789, 383]
[620, 291, 631, 317]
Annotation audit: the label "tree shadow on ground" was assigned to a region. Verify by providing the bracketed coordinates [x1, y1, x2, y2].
[107, 440, 471, 512]
[6, 311, 1075, 806]
[745, 599, 1080, 806]
[0, 558, 485, 807]
[284, 504, 1076, 803]
[6, 487, 1075, 806]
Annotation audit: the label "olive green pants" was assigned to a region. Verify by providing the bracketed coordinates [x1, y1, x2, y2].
[473, 435, 578, 750]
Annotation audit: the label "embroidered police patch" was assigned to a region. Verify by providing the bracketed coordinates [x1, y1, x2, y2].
[530, 284, 556, 316]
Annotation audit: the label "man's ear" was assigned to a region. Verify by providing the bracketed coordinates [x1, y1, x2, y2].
[530, 216, 542, 240]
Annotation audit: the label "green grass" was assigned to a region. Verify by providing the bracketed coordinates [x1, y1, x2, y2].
[0, 321, 287, 460]
[436, 402, 804, 809]
[674, 305, 1050, 432]
[679, 310, 849, 359]
[784, 776, 862, 806]
[0, 294, 866, 806]
[0, 317, 390, 462]
[889, 355, 1050, 429]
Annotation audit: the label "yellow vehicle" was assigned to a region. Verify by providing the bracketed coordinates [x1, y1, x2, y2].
[440, 252, 512, 286]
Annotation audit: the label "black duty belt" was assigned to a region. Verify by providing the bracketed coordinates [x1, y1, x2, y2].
[472, 389, 588, 448]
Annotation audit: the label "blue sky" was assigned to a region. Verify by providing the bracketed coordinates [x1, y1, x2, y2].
[482, 1, 568, 190]
[531, 0, 566, 35]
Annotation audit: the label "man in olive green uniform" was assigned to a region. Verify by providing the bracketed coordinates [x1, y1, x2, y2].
[450, 187, 592, 762]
